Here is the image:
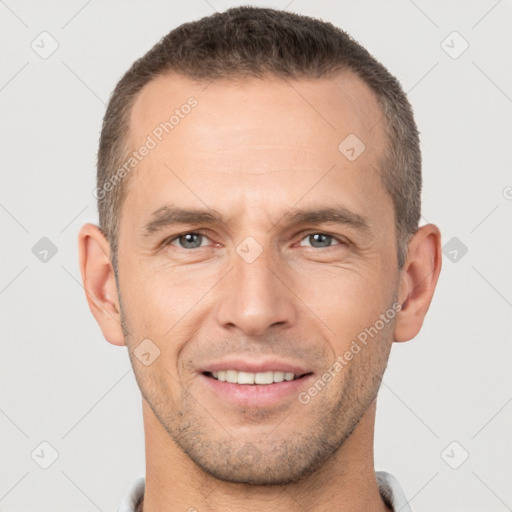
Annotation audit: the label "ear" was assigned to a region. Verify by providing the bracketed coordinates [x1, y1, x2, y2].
[78, 223, 126, 346]
[394, 224, 442, 342]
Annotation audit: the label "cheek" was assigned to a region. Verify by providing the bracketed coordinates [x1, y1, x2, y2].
[290, 264, 396, 353]
[118, 262, 220, 379]
[121, 258, 215, 328]
[120, 241, 397, 347]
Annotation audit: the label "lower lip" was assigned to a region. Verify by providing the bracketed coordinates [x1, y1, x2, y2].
[199, 373, 314, 408]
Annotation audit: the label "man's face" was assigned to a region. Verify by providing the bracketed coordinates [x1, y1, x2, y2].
[117, 72, 400, 484]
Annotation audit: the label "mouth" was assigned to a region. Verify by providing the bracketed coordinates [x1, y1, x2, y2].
[199, 365, 315, 408]
[198, 358, 315, 407]
[203, 370, 311, 385]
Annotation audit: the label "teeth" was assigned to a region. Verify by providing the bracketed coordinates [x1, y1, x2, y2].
[273, 371, 285, 383]
[238, 371, 255, 384]
[255, 371, 274, 384]
[210, 370, 299, 385]
[226, 369, 238, 383]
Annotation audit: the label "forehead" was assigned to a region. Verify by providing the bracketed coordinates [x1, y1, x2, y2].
[122, 71, 391, 232]
[128, 71, 385, 154]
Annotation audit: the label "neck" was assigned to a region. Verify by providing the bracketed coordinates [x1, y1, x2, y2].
[140, 399, 391, 512]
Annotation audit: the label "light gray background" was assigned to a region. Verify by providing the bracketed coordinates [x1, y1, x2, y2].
[1, 1, 511, 511]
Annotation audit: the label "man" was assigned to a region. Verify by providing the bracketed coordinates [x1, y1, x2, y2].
[78, 6, 442, 511]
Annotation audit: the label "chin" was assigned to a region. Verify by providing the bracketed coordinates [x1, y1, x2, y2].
[182, 435, 340, 486]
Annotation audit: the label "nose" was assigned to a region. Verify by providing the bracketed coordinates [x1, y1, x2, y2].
[215, 247, 297, 336]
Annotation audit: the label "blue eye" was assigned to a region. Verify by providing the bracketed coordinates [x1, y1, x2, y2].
[163, 231, 345, 251]
[169, 232, 209, 249]
[299, 233, 342, 248]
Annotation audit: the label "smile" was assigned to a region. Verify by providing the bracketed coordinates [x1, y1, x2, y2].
[200, 370, 314, 408]
[205, 370, 306, 385]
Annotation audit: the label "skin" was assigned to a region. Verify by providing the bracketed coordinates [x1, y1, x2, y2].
[79, 71, 441, 512]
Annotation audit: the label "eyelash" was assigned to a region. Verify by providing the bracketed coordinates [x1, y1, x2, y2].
[162, 230, 348, 250]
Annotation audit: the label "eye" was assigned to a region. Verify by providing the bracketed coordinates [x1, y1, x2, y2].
[298, 233, 344, 248]
[166, 232, 211, 249]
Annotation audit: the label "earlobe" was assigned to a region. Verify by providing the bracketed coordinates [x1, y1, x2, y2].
[78, 223, 126, 346]
[394, 224, 442, 343]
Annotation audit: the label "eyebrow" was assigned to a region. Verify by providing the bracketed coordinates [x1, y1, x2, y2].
[281, 207, 370, 233]
[143, 207, 223, 237]
[142, 205, 371, 237]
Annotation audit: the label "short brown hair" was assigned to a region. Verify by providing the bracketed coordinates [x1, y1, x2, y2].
[97, 6, 421, 271]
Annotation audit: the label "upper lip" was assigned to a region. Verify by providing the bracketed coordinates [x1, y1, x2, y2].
[200, 358, 312, 376]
